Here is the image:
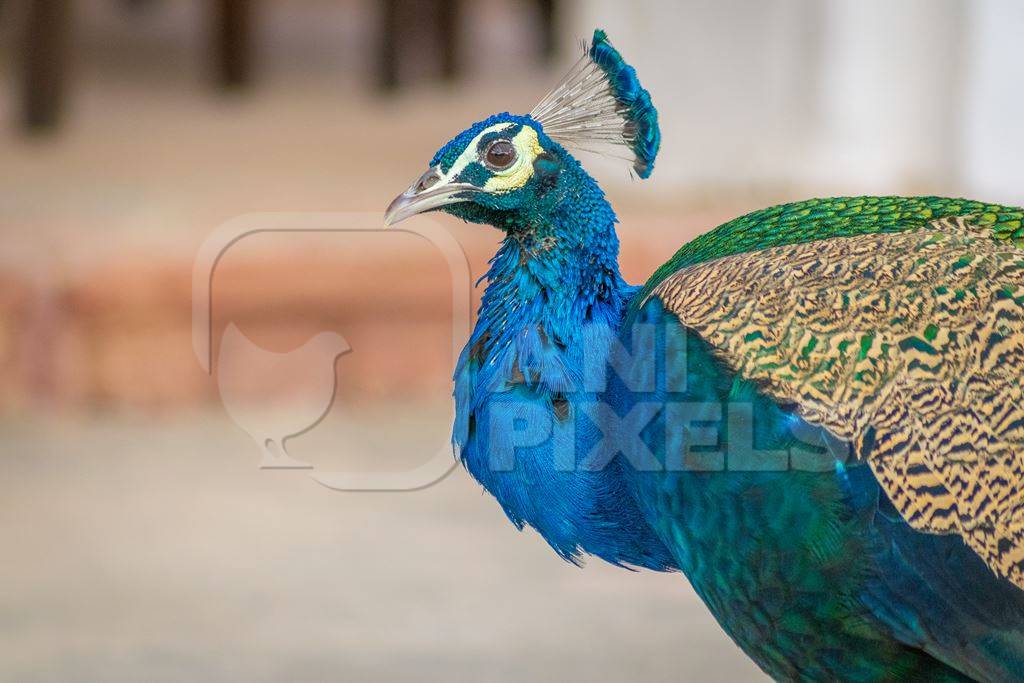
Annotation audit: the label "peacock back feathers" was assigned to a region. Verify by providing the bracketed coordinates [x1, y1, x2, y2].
[646, 209, 1024, 590]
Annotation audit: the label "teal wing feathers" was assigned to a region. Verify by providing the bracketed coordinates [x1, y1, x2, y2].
[623, 201, 1024, 680]
[649, 216, 1024, 589]
[614, 300, 986, 680]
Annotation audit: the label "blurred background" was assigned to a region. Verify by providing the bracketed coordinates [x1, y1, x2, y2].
[1, 1, 1022, 681]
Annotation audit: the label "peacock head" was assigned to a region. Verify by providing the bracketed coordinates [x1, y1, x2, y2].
[384, 30, 660, 230]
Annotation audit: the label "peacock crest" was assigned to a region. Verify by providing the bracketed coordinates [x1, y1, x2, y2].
[530, 30, 661, 179]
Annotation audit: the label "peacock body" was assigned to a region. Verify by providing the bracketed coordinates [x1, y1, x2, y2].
[384, 30, 1024, 682]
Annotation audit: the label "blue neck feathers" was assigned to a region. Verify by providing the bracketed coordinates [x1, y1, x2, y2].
[452, 163, 676, 570]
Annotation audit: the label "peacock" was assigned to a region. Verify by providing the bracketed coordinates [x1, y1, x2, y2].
[384, 30, 1024, 682]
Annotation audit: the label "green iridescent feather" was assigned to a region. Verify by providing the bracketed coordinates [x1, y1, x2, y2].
[631, 195, 1024, 320]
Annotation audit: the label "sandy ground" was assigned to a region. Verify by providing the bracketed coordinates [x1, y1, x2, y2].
[0, 407, 767, 682]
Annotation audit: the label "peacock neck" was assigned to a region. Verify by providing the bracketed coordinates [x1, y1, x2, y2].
[453, 174, 675, 570]
[472, 173, 632, 364]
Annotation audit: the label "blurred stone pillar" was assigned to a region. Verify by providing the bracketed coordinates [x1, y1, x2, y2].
[811, 0, 966, 193]
[961, 0, 1024, 204]
[563, 0, 823, 191]
[562, 0, 969, 195]
[378, 0, 464, 91]
[214, 0, 254, 89]
[21, 0, 71, 131]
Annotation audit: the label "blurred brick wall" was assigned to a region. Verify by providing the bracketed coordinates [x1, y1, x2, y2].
[0, 202, 741, 414]
[0, 274, 36, 411]
[19, 242, 460, 413]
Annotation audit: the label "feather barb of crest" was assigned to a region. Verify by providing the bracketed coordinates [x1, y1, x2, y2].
[530, 29, 660, 179]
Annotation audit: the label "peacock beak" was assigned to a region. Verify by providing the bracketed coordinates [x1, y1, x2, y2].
[384, 165, 479, 226]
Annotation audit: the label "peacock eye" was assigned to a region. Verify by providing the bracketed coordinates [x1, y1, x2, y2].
[483, 139, 517, 171]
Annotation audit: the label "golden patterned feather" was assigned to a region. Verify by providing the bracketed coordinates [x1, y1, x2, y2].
[651, 216, 1024, 589]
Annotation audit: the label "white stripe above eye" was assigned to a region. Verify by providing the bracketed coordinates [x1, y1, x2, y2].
[442, 123, 516, 181]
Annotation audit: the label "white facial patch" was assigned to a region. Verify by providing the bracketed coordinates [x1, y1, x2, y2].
[483, 126, 544, 193]
[442, 122, 545, 194]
